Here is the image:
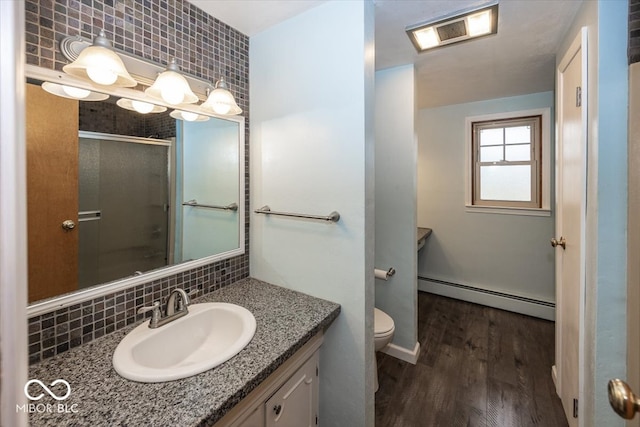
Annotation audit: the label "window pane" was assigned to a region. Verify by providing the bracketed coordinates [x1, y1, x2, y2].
[480, 165, 531, 201]
[505, 126, 530, 144]
[479, 128, 503, 146]
[505, 144, 530, 161]
[480, 146, 503, 162]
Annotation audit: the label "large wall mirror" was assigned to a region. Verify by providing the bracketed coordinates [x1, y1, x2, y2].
[26, 65, 245, 316]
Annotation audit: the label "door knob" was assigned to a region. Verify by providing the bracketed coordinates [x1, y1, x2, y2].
[550, 236, 566, 249]
[608, 379, 640, 419]
[61, 220, 76, 231]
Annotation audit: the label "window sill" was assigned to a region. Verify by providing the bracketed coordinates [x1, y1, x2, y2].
[465, 205, 552, 217]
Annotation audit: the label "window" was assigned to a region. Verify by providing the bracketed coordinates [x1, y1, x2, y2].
[470, 115, 544, 211]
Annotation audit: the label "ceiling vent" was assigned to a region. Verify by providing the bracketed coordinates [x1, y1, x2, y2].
[406, 3, 499, 53]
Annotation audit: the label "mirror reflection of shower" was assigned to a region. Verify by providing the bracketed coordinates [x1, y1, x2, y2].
[78, 132, 171, 289]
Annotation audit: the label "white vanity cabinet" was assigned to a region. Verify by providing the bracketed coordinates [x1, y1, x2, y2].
[264, 352, 318, 427]
[218, 333, 322, 427]
[236, 406, 264, 427]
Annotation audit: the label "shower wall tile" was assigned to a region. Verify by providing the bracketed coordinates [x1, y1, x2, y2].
[25, 0, 250, 364]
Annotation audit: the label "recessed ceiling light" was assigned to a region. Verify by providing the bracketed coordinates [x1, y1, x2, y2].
[406, 3, 499, 53]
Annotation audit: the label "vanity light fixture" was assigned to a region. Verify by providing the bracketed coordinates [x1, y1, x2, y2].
[62, 30, 136, 87]
[116, 98, 167, 114]
[41, 81, 109, 101]
[170, 110, 210, 122]
[145, 59, 199, 106]
[406, 2, 498, 52]
[201, 77, 242, 116]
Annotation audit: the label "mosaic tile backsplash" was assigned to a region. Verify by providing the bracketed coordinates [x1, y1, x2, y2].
[28, 258, 248, 364]
[25, 0, 250, 364]
[631, 0, 640, 63]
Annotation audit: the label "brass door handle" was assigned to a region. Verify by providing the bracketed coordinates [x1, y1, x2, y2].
[61, 220, 76, 231]
[550, 236, 566, 249]
[609, 379, 640, 419]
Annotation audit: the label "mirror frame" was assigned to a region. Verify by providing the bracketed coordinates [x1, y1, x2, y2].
[26, 64, 245, 317]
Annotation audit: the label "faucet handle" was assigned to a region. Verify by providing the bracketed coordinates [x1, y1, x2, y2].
[138, 301, 161, 328]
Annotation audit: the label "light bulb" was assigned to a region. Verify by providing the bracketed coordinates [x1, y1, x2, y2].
[161, 86, 184, 105]
[62, 32, 136, 88]
[86, 66, 118, 86]
[156, 71, 189, 105]
[211, 101, 231, 115]
[61, 85, 91, 99]
[131, 100, 154, 114]
[414, 27, 439, 49]
[181, 111, 199, 121]
[202, 78, 241, 115]
[467, 10, 492, 37]
[145, 60, 198, 106]
[206, 88, 233, 114]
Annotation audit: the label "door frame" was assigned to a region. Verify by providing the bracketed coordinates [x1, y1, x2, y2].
[627, 62, 640, 427]
[554, 26, 588, 423]
[0, 2, 28, 426]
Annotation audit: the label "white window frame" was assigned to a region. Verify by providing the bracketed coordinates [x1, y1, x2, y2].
[465, 108, 551, 217]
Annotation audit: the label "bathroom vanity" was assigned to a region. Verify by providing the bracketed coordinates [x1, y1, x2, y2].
[417, 227, 432, 251]
[27, 279, 340, 426]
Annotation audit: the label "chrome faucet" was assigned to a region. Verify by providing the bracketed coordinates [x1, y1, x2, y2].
[137, 288, 192, 328]
[166, 288, 191, 316]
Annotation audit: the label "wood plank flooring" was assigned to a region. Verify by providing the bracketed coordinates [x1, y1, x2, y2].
[375, 292, 569, 427]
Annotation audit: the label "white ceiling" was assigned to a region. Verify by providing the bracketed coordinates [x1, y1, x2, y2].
[189, 0, 582, 109]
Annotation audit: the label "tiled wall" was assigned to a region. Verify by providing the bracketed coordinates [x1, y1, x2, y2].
[631, 0, 640, 63]
[25, 0, 250, 364]
[79, 98, 176, 139]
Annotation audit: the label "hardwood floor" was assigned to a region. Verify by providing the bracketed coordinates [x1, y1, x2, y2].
[375, 292, 569, 427]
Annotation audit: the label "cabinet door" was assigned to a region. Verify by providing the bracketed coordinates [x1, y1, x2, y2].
[265, 352, 318, 427]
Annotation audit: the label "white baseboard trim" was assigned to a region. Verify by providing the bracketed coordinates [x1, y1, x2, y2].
[418, 277, 555, 321]
[381, 341, 420, 365]
[551, 364, 559, 394]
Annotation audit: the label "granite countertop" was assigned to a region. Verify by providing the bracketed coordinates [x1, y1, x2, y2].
[28, 278, 340, 427]
[417, 227, 432, 243]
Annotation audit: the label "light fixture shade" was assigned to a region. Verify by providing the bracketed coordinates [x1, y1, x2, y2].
[62, 31, 136, 87]
[170, 110, 209, 122]
[201, 77, 242, 115]
[116, 98, 167, 114]
[145, 59, 198, 105]
[41, 82, 109, 101]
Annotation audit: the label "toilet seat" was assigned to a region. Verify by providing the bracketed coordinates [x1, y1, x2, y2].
[374, 308, 395, 337]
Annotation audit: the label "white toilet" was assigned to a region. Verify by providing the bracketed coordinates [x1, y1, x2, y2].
[374, 307, 395, 392]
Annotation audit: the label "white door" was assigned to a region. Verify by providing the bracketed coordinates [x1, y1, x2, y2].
[555, 28, 587, 427]
[607, 57, 640, 427]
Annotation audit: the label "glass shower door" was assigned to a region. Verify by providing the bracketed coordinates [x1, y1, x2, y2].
[78, 133, 170, 288]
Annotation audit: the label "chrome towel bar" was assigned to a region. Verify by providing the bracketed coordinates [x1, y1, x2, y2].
[182, 199, 238, 211]
[254, 205, 340, 223]
[78, 210, 101, 222]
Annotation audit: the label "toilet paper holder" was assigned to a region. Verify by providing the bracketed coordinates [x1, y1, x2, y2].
[374, 267, 396, 281]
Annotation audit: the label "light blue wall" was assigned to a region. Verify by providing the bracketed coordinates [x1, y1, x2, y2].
[249, 1, 375, 425]
[557, 1, 628, 425]
[375, 64, 418, 353]
[181, 119, 240, 259]
[417, 92, 556, 304]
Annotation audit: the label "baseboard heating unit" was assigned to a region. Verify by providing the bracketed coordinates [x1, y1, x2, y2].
[418, 276, 555, 321]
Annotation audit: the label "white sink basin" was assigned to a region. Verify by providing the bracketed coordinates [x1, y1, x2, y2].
[113, 302, 256, 383]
